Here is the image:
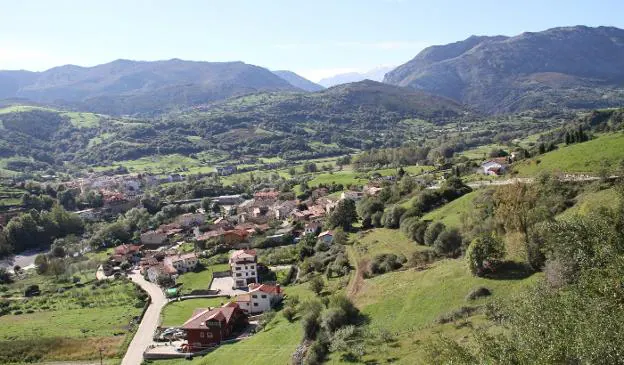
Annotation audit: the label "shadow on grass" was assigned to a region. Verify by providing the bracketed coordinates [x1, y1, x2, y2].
[485, 261, 534, 280]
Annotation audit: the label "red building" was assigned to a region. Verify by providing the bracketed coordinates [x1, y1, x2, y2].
[182, 302, 248, 350]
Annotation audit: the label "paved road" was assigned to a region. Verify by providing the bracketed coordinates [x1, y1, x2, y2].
[122, 270, 167, 365]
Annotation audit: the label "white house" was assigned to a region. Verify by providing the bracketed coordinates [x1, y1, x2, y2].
[229, 249, 258, 288]
[236, 283, 284, 314]
[176, 212, 205, 228]
[340, 191, 364, 201]
[164, 253, 199, 273]
[140, 230, 168, 247]
[304, 222, 322, 235]
[272, 201, 297, 220]
[481, 158, 508, 176]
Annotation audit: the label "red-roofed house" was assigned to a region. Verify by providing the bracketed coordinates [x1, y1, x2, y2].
[236, 283, 284, 314]
[183, 302, 248, 350]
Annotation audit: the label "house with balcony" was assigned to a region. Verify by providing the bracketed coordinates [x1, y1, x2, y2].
[229, 249, 258, 288]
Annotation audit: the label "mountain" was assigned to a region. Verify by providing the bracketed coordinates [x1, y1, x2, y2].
[272, 70, 324, 92]
[318, 66, 395, 87]
[384, 26, 624, 114]
[0, 59, 300, 115]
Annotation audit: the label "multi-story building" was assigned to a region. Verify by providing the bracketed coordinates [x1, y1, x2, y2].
[229, 249, 258, 288]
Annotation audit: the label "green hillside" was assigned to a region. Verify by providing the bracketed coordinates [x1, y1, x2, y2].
[514, 132, 624, 176]
[422, 191, 480, 228]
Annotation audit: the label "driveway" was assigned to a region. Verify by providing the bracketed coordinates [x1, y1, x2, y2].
[122, 270, 168, 365]
[209, 276, 247, 296]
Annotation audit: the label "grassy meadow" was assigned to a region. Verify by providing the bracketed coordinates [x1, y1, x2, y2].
[161, 297, 229, 327]
[514, 132, 624, 176]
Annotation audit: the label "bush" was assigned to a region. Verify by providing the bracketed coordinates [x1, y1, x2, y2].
[408, 250, 437, 267]
[257, 310, 276, 331]
[401, 217, 429, 244]
[424, 222, 445, 246]
[282, 306, 296, 322]
[433, 228, 463, 257]
[436, 306, 480, 324]
[368, 253, 404, 275]
[466, 234, 505, 276]
[308, 276, 325, 295]
[465, 286, 492, 301]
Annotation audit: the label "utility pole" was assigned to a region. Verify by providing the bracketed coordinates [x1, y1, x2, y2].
[99, 347, 103, 365]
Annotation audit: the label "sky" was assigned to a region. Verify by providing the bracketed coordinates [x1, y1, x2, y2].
[1, 0, 623, 82]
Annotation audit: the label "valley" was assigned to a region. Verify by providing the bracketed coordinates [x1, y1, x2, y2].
[1, 21, 624, 365]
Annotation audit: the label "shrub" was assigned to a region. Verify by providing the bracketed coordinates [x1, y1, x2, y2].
[308, 276, 325, 295]
[368, 253, 403, 275]
[424, 222, 445, 246]
[283, 306, 296, 322]
[257, 310, 276, 331]
[465, 287, 492, 301]
[466, 234, 505, 276]
[436, 306, 480, 324]
[408, 250, 437, 268]
[433, 228, 463, 257]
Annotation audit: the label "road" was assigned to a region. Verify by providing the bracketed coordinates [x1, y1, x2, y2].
[0, 249, 46, 272]
[122, 270, 168, 365]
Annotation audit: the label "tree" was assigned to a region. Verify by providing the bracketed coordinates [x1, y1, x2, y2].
[34, 254, 49, 274]
[433, 228, 463, 256]
[466, 233, 505, 276]
[0, 268, 12, 284]
[48, 258, 67, 279]
[424, 222, 445, 246]
[327, 199, 357, 231]
[382, 205, 406, 229]
[283, 306, 296, 322]
[308, 276, 325, 295]
[201, 197, 212, 212]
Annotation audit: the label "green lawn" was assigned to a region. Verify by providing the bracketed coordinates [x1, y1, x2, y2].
[460, 143, 509, 160]
[161, 298, 229, 327]
[62, 111, 100, 128]
[175, 264, 230, 295]
[422, 191, 480, 228]
[514, 132, 624, 176]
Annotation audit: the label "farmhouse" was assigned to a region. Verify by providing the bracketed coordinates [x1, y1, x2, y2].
[481, 157, 509, 175]
[304, 222, 322, 235]
[182, 302, 248, 350]
[164, 253, 198, 273]
[236, 283, 283, 314]
[229, 249, 258, 288]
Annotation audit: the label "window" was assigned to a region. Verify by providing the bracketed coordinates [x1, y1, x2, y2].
[261, 294, 267, 299]
[200, 332, 205, 338]
[252, 294, 257, 298]
[236, 266, 241, 270]
[250, 265, 255, 269]
[253, 303, 258, 306]
[236, 273, 242, 277]
[251, 271, 256, 276]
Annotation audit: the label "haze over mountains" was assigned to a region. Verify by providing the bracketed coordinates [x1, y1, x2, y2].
[0, 59, 300, 115]
[1, 26, 624, 116]
[318, 66, 395, 88]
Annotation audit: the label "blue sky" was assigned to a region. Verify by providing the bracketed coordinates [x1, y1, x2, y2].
[1, 0, 623, 81]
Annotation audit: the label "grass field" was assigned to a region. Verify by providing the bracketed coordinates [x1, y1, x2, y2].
[94, 154, 215, 175]
[307, 170, 368, 188]
[422, 191, 481, 228]
[175, 264, 230, 295]
[161, 298, 229, 327]
[0, 277, 142, 363]
[351, 228, 429, 263]
[514, 132, 624, 176]
[559, 187, 621, 219]
[344, 259, 541, 364]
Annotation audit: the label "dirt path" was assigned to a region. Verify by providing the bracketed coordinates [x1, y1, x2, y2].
[345, 246, 367, 299]
[121, 270, 167, 365]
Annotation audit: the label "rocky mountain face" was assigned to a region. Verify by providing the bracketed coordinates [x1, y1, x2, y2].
[384, 26, 624, 113]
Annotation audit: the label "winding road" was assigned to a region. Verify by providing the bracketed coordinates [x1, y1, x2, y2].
[122, 270, 167, 365]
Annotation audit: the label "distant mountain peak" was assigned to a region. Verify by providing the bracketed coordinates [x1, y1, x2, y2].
[272, 70, 324, 92]
[384, 25, 624, 114]
[318, 66, 395, 88]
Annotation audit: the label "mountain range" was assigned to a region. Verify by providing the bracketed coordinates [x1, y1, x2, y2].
[0, 59, 301, 115]
[318, 66, 395, 87]
[385, 25, 624, 113]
